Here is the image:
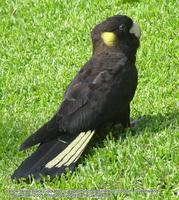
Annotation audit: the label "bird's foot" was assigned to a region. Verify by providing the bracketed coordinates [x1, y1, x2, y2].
[130, 116, 145, 128]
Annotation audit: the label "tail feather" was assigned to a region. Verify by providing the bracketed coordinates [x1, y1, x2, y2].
[20, 115, 59, 151]
[11, 131, 95, 180]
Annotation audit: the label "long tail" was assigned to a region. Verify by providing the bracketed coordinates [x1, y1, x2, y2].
[11, 131, 95, 181]
[20, 114, 60, 151]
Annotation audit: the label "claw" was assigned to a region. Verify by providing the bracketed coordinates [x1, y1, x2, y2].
[130, 116, 145, 128]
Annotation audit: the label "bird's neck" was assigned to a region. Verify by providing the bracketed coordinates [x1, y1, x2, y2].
[93, 42, 137, 64]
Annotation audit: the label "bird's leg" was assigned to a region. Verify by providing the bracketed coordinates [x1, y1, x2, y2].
[95, 123, 113, 140]
[119, 105, 144, 128]
[120, 105, 130, 128]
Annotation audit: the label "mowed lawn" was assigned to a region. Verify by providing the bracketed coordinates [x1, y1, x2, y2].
[0, 0, 178, 199]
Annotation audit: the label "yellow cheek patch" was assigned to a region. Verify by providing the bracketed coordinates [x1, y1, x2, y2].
[101, 32, 117, 47]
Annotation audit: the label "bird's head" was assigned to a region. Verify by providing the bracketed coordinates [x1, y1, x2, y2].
[91, 15, 141, 56]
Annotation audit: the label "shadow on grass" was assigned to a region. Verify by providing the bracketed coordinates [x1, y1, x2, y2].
[83, 110, 178, 159]
[8, 110, 178, 184]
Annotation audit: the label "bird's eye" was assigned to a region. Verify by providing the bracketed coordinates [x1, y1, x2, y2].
[119, 24, 127, 32]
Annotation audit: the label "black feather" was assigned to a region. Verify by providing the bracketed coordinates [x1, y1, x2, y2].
[12, 14, 140, 180]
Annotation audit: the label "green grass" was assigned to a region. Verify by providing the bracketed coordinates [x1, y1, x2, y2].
[0, 0, 178, 199]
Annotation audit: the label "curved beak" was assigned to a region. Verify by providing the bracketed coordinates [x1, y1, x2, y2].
[129, 23, 141, 39]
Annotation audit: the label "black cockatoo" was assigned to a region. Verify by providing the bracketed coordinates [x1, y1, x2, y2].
[12, 14, 141, 180]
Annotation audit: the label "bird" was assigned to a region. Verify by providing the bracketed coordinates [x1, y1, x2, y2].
[11, 14, 141, 181]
